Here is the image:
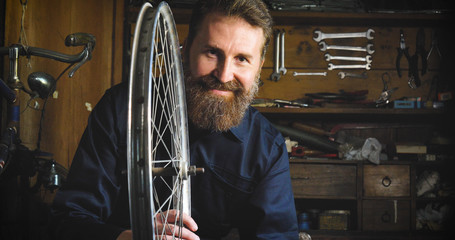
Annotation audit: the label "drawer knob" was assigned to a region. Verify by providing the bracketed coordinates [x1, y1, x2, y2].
[382, 176, 392, 187]
[381, 211, 391, 223]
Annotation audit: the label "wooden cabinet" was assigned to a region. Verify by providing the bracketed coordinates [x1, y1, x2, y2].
[363, 165, 410, 197]
[290, 159, 453, 239]
[362, 165, 413, 232]
[362, 199, 411, 231]
[291, 163, 357, 198]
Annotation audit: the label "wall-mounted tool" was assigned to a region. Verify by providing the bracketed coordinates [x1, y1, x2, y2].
[269, 29, 287, 81]
[338, 71, 368, 79]
[279, 29, 287, 75]
[313, 29, 374, 42]
[328, 63, 371, 70]
[319, 41, 375, 54]
[324, 53, 372, 63]
[376, 72, 398, 107]
[293, 71, 327, 77]
[427, 30, 441, 60]
[395, 29, 411, 78]
[270, 29, 281, 81]
[414, 28, 428, 76]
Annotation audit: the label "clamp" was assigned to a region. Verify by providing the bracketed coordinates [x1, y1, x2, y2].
[376, 72, 398, 107]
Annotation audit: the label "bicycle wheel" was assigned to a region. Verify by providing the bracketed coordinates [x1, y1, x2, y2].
[127, 2, 190, 239]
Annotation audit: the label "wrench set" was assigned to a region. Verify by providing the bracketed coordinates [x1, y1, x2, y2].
[313, 28, 375, 76]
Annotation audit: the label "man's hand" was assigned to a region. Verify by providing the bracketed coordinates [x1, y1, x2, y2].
[116, 210, 199, 240]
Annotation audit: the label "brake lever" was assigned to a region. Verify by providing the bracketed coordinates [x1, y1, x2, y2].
[68, 49, 91, 78]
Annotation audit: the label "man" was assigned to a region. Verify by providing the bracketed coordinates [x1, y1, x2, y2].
[51, 0, 298, 239]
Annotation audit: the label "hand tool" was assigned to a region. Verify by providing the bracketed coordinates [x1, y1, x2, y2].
[408, 75, 418, 89]
[279, 30, 287, 75]
[270, 29, 281, 81]
[328, 63, 371, 70]
[376, 72, 398, 107]
[324, 53, 372, 63]
[293, 71, 327, 76]
[274, 99, 309, 108]
[407, 29, 425, 88]
[338, 71, 368, 79]
[426, 30, 441, 60]
[414, 28, 427, 75]
[313, 29, 375, 42]
[395, 29, 411, 78]
[319, 41, 375, 54]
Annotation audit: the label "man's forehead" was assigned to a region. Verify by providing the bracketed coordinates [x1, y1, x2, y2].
[198, 13, 265, 50]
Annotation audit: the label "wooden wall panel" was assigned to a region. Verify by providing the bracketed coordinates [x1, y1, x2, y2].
[4, 0, 124, 169]
[258, 24, 442, 102]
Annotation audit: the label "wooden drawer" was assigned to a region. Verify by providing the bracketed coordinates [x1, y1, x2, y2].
[290, 163, 357, 198]
[363, 165, 410, 197]
[362, 200, 410, 231]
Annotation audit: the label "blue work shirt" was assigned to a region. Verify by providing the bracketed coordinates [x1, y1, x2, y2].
[51, 81, 298, 240]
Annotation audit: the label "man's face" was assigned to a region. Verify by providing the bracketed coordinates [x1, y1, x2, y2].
[184, 13, 265, 131]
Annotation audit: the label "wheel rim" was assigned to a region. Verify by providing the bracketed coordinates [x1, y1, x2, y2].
[127, 2, 189, 239]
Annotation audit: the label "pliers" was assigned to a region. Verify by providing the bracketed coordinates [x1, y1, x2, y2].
[396, 29, 411, 78]
[408, 28, 427, 88]
[414, 28, 428, 76]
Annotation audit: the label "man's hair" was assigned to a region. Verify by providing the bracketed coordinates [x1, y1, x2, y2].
[185, 0, 273, 59]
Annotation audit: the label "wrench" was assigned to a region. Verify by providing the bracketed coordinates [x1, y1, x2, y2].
[319, 41, 375, 54]
[313, 29, 375, 42]
[279, 30, 287, 75]
[270, 30, 281, 81]
[325, 53, 372, 63]
[338, 71, 368, 79]
[328, 63, 371, 70]
[293, 71, 327, 76]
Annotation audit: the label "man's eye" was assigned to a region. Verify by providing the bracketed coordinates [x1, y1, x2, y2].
[237, 56, 248, 63]
[207, 49, 217, 56]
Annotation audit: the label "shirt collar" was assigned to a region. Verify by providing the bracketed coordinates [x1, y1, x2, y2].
[227, 107, 252, 143]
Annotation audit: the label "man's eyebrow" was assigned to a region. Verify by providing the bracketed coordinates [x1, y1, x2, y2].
[204, 44, 254, 60]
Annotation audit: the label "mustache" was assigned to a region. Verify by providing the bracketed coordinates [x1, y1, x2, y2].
[195, 74, 244, 93]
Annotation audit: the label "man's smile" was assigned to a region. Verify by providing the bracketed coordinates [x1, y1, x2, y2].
[210, 89, 233, 97]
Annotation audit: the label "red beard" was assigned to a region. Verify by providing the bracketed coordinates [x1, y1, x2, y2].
[185, 72, 258, 132]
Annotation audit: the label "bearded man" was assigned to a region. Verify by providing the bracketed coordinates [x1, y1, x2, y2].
[51, 0, 298, 239]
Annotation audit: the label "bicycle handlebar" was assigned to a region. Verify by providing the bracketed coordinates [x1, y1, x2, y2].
[0, 32, 95, 77]
[22, 46, 88, 63]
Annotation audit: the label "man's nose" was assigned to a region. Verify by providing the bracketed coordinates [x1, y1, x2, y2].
[214, 60, 234, 83]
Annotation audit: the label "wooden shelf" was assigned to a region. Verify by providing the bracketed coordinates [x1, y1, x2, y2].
[270, 10, 450, 27]
[255, 107, 444, 115]
[130, 8, 450, 26]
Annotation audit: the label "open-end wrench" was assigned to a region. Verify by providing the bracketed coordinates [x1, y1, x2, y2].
[319, 41, 375, 54]
[313, 29, 375, 42]
[279, 30, 287, 75]
[328, 63, 371, 70]
[325, 53, 372, 63]
[338, 71, 368, 79]
[293, 71, 327, 76]
[270, 30, 281, 81]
